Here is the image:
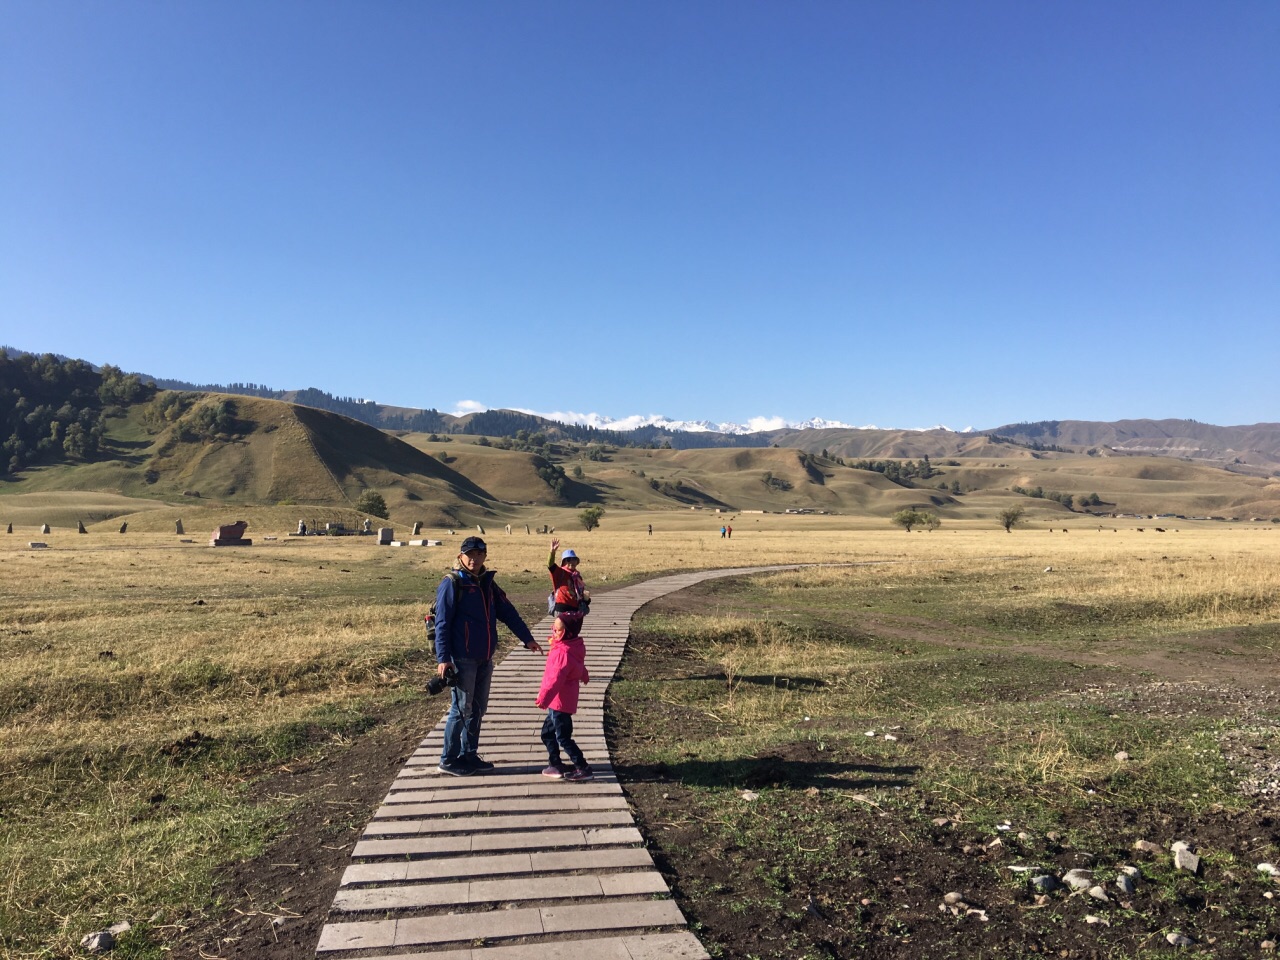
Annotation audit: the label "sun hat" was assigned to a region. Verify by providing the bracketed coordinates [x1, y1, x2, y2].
[459, 536, 487, 553]
[560, 549, 579, 562]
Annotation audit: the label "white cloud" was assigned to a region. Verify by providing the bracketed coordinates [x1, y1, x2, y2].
[452, 399, 488, 416]
[744, 415, 789, 432]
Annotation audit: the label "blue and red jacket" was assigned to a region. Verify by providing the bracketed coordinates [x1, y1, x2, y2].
[434, 568, 537, 664]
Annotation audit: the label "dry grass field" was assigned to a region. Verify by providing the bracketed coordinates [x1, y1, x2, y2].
[2, 512, 1279, 957]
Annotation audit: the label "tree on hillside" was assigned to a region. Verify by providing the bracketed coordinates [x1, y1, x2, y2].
[578, 505, 605, 532]
[999, 506, 1025, 532]
[356, 490, 390, 519]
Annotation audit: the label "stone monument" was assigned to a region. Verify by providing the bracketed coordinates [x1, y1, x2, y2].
[210, 521, 252, 547]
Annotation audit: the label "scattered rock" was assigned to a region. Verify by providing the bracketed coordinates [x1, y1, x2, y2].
[1262, 940, 1276, 951]
[108, 921, 131, 937]
[740, 790, 759, 801]
[943, 891, 967, 905]
[1084, 914, 1110, 926]
[932, 817, 951, 827]
[1115, 874, 1137, 896]
[1030, 875, 1060, 894]
[80, 931, 115, 953]
[1174, 847, 1201, 875]
[1062, 868, 1094, 892]
[1087, 885, 1110, 902]
[1166, 932, 1195, 947]
[1258, 863, 1279, 876]
[1133, 839, 1162, 855]
[1114, 751, 1131, 761]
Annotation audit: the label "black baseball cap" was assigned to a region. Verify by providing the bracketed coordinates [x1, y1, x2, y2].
[459, 536, 487, 553]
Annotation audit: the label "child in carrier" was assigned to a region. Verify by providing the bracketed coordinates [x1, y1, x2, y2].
[537, 539, 592, 780]
[547, 538, 589, 643]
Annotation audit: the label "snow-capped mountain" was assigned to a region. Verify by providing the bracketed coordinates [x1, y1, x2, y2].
[517, 409, 858, 435]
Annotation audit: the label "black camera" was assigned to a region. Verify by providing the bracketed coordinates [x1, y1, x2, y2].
[427, 664, 457, 696]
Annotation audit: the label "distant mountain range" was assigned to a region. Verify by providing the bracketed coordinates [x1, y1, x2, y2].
[3, 346, 1278, 474]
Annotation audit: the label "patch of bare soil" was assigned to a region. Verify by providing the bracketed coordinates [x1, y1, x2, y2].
[167, 700, 434, 960]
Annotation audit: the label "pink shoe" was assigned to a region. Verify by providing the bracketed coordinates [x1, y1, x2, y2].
[541, 765, 566, 779]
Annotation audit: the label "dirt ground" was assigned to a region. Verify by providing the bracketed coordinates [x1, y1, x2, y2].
[169, 590, 1280, 960]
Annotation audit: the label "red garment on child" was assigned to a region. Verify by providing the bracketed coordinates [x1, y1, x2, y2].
[536, 636, 589, 713]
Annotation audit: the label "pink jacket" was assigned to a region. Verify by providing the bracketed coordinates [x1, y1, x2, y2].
[536, 636, 589, 714]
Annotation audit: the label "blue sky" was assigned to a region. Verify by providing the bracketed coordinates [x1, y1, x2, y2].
[2, 2, 1277, 431]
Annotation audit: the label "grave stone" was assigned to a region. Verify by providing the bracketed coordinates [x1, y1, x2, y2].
[6, 523, 12, 534]
[175, 520, 184, 535]
[362, 518, 372, 534]
[119, 522, 128, 534]
[41, 523, 50, 534]
[297, 520, 307, 535]
[411, 521, 422, 535]
[377, 527, 394, 545]
[29, 542, 48, 549]
[77, 520, 87, 534]
[211, 520, 252, 547]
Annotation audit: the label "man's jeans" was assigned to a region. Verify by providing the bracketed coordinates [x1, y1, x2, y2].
[440, 658, 493, 766]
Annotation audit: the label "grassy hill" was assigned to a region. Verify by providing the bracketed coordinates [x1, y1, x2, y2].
[5, 386, 1280, 534]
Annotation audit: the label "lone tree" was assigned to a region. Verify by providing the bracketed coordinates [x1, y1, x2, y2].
[578, 505, 605, 532]
[356, 490, 390, 519]
[999, 505, 1025, 532]
[891, 508, 933, 532]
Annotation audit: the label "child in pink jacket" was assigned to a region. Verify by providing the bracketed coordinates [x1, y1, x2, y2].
[536, 631, 592, 781]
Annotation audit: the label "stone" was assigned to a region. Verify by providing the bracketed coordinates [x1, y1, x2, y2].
[297, 520, 307, 535]
[5, 523, 11, 534]
[1133, 839, 1162, 855]
[1115, 874, 1136, 896]
[377, 527, 394, 545]
[1166, 932, 1194, 947]
[477, 524, 485, 534]
[41, 523, 50, 534]
[119, 522, 127, 533]
[28, 542, 48, 549]
[943, 891, 966, 905]
[1062, 868, 1094, 892]
[1262, 939, 1276, 951]
[362, 518, 372, 533]
[1087, 885, 1109, 902]
[412, 521, 422, 535]
[80, 930, 115, 952]
[1030, 875, 1059, 893]
[175, 519, 184, 535]
[1257, 863, 1278, 876]
[210, 521, 251, 547]
[77, 520, 87, 533]
[1174, 847, 1201, 874]
[1114, 751, 1130, 761]
[1084, 915, 1109, 926]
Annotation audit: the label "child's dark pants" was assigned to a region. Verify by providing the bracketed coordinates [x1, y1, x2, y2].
[541, 709, 587, 769]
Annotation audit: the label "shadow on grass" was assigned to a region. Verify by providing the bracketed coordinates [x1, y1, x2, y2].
[684, 672, 828, 690]
[615, 754, 919, 791]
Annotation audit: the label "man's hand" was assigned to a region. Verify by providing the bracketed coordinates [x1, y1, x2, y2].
[527, 640, 544, 655]
[437, 662, 452, 678]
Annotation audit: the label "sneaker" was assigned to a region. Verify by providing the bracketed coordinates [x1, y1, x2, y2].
[563, 766, 594, 782]
[462, 755, 495, 772]
[437, 760, 474, 777]
[541, 764, 566, 779]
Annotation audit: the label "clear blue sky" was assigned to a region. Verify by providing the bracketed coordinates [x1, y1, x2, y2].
[3, 2, 1277, 430]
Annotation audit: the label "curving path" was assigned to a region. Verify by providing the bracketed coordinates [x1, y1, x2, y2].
[315, 565, 797, 960]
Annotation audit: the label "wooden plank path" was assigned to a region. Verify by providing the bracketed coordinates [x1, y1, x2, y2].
[316, 564, 798, 960]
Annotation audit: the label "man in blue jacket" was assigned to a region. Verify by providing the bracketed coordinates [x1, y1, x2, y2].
[434, 536, 543, 776]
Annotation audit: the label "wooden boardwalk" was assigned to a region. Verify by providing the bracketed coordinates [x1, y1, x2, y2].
[315, 565, 796, 959]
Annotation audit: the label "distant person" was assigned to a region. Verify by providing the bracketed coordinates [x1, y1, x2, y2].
[433, 536, 543, 776]
[727, 524, 733, 538]
[720, 525, 726, 538]
[647, 523, 652, 536]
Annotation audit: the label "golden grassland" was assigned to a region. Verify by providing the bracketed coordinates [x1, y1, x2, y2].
[1, 518, 1279, 955]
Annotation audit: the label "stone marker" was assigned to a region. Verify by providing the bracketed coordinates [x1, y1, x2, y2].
[298, 520, 307, 535]
[41, 523, 50, 534]
[412, 521, 422, 535]
[77, 520, 87, 534]
[211, 520, 252, 547]
[119, 522, 128, 534]
[29, 542, 48, 549]
[363, 518, 372, 534]
[6, 523, 11, 534]
[377, 527, 394, 545]
[175, 519, 184, 535]
[477, 523, 485, 534]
